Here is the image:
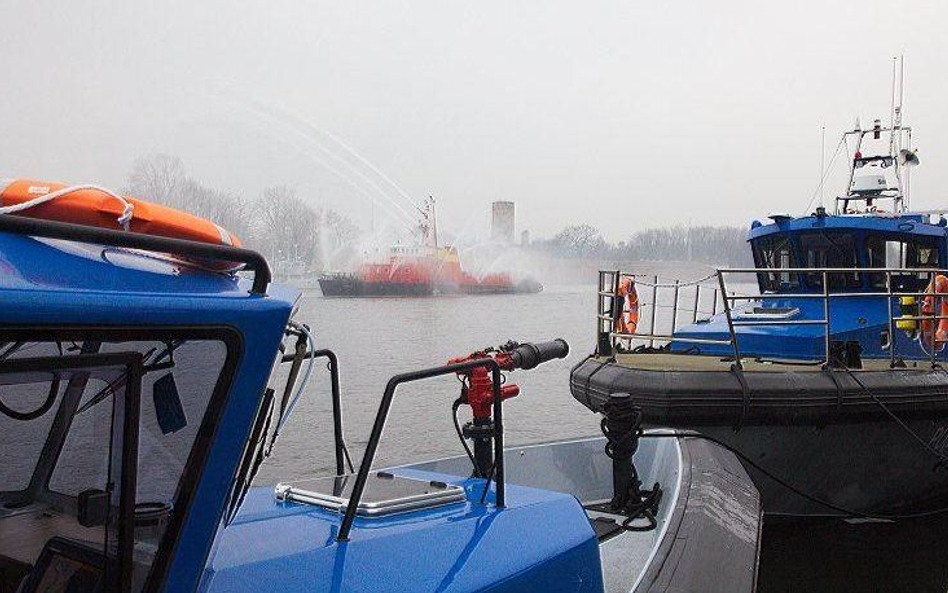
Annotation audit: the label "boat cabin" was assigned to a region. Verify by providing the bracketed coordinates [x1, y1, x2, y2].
[644, 210, 948, 362]
[594, 117, 946, 364]
[748, 211, 946, 295]
[0, 216, 292, 592]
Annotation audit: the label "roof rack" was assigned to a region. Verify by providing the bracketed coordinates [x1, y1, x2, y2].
[0, 215, 272, 295]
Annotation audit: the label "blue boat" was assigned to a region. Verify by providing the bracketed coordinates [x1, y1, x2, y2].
[572, 110, 948, 516]
[0, 199, 759, 591]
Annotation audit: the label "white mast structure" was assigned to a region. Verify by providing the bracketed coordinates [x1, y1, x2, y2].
[837, 56, 918, 215]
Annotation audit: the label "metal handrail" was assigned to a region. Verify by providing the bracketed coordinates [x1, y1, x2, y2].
[281, 348, 350, 476]
[0, 213, 271, 294]
[612, 332, 731, 346]
[599, 266, 948, 369]
[721, 267, 948, 274]
[717, 266, 948, 368]
[337, 358, 505, 542]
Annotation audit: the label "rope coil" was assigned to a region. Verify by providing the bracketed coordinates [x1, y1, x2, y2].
[599, 395, 662, 531]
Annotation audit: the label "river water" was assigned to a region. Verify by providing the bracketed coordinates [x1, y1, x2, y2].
[258, 278, 948, 592]
[257, 283, 603, 484]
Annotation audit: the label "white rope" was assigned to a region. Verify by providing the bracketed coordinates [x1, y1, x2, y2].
[620, 272, 720, 288]
[0, 184, 134, 230]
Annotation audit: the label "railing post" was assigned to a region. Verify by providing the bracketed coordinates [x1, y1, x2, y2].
[931, 270, 937, 369]
[491, 364, 505, 508]
[712, 288, 718, 316]
[823, 270, 831, 366]
[279, 347, 350, 476]
[692, 284, 700, 324]
[597, 271, 619, 357]
[616, 273, 627, 352]
[671, 280, 680, 333]
[716, 271, 742, 369]
[324, 351, 347, 476]
[336, 359, 504, 542]
[597, 271, 605, 355]
[649, 275, 659, 348]
[886, 271, 896, 368]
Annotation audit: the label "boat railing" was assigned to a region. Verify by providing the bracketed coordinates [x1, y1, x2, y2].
[598, 267, 948, 369]
[596, 270, 728, 355]
[337, 357, 508, 542]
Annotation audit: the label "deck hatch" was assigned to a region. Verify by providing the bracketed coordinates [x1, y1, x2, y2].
[274, 473, 466, 517]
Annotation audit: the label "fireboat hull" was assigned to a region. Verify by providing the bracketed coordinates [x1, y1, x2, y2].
[318, 275, 434, 297]
[318, 275, 543, 297]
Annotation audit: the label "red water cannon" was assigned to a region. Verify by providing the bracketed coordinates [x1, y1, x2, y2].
[449, 339, 569, 477]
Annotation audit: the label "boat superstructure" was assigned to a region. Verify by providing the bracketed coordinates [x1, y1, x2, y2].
[572, 82, 948, 517]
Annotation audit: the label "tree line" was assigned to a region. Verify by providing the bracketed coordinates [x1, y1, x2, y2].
[124, 155, 750, 269]
[530, 223, 752, 266]
[123, 154, 358, 269]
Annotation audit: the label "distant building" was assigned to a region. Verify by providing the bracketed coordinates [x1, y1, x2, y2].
[491, 201, 515, 244]
[521, 230, 530, 246]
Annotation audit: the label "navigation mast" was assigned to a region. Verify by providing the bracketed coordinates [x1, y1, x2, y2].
[837, 57, 917, 215]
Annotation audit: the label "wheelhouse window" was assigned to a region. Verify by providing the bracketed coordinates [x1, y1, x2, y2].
[752, 234, 798, 292]
[0, 335, 235, 593]
[0, 355, 140, 593]
[796, 231, 860, 291]
[865, 234, 941, 291]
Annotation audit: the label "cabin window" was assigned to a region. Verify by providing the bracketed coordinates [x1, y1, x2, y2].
[0, 333, 236, 593]
[752, 234, 798, 292]
[796, 232, 860, 291]
[865, 235, 940, 290]
[0, 355, 140, 593]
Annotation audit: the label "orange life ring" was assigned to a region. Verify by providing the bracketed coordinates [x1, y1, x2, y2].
[921, 274, 948, 353]
[0, 178, 242, 270]
[614, 277, 639, 334]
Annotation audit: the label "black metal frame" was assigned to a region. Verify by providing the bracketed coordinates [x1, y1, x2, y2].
[0, 326, 242, 593]
[337, 358, 505, 542]
[0, 352, 144, 592]
[281, 348, 350, 476]
[0, 214, 271, 294]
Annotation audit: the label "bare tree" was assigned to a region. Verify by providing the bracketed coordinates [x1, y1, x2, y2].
[123, 155, 368, 266]
[623, 225, 750, 266]
[323, 209, 359, 249]
[177, 179, 251, 243]
[549, 224, 606, 258]
[316, 209, 361, 269]
[254, 185, 320, 263]
[530, 223, 750, 266]
[124, 154, 186, 206]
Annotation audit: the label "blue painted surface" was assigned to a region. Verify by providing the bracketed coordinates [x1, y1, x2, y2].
[746, 212, 944, 242]
[199, 470, 603, 593]
[673, 296, 890, 359]
[671, 212, 948, 361]
[3, 230, 606, 593]
[0, 232, 297, 592]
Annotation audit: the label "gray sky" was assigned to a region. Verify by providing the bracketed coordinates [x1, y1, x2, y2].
[1, 0, 945, 241]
